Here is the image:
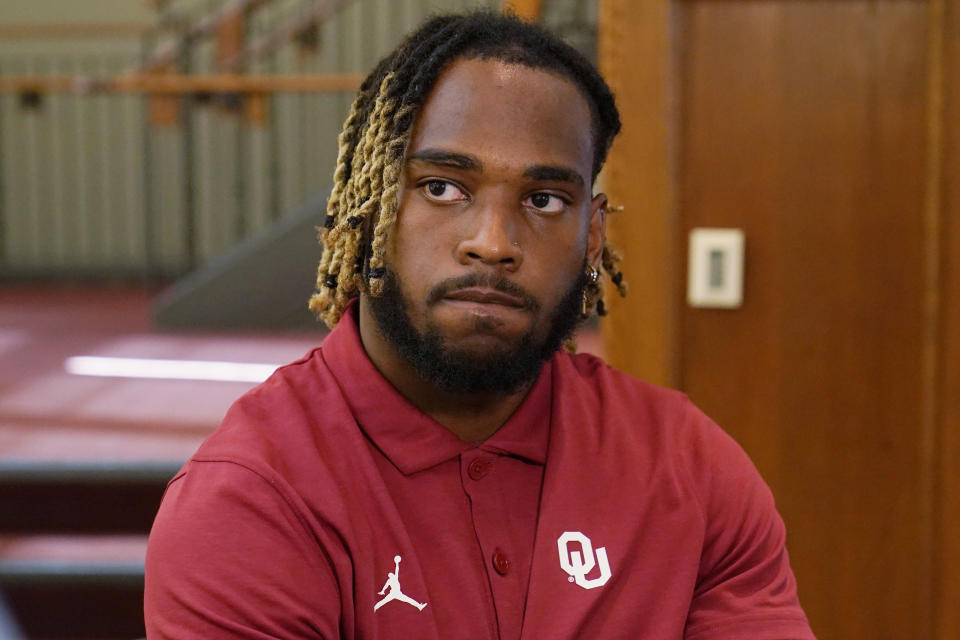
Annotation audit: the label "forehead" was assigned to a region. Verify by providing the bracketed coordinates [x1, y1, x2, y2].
[406, 58, 594, 179]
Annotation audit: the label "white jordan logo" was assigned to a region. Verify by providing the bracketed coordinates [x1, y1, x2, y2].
[374, 555, 428, 612]
[557, 531, 612, 590]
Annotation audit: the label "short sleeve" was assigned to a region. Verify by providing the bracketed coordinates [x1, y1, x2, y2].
[144, 460, 340, 639]
[683, 414, 816, 640]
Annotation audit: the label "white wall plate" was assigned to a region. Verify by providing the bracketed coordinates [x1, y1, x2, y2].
[687, 228, 745, 309]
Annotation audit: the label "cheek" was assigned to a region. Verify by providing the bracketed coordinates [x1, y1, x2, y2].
[386, 218, 441, 301]
[525, 235, 587, 314]
[389, 198, 462, 273]
[538, 217, 590, 274]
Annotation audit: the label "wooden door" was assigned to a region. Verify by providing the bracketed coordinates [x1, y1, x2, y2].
[600, 1, 960, 638]
[677, 4, 928, 638]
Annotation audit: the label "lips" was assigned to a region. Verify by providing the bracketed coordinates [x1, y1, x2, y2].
[443, 287, 526, 309]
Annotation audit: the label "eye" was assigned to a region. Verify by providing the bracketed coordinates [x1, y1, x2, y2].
[523, 192, 568, 214]
[420, 180, 468, 203]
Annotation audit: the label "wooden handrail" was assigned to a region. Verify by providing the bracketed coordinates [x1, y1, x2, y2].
[0, 73, 365, 95]
[0, 23, 151, 39]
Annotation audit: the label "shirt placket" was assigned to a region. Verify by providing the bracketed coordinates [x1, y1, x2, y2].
[460, 449, 527, 640]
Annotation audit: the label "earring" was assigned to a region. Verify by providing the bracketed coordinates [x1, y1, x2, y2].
[581, 266, 600, 317]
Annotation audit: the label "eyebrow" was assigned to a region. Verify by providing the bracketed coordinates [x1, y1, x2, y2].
[406, 148, 585, 188]
[523, 165, 584, 188]
[406, 149, 482, 171]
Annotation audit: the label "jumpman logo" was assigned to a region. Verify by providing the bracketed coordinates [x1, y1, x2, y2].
[374, 555, 428, 612]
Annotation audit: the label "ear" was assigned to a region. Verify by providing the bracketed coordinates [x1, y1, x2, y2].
[587, 193, 607, 269]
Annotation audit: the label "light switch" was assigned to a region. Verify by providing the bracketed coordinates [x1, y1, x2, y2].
[687, 228, 745, 309]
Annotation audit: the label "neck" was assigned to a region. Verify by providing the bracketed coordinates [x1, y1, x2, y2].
[357, 296, 532, 442]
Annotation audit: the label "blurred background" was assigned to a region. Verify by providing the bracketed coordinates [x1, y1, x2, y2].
[0, 0, 957, 638]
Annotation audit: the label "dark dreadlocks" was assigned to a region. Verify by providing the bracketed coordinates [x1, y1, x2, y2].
[309, 10, 627, 329]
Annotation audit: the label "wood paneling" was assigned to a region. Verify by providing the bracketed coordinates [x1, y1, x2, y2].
[598, 0, 676, 387]
[936, 1, 960, 637]
[599, 0, 960, 637]
[675, 3, 929, 639]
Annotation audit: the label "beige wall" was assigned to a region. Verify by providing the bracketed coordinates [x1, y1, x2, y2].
[0, 0, 155, 22]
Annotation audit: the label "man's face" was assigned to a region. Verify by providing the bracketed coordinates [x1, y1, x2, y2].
[367, 57, 605, 393]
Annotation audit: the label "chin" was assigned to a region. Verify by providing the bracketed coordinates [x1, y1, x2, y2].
[440, 333, 527, 361]
[367, 265, 582, 395]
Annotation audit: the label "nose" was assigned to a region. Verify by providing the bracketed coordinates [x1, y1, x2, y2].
[454, 205, 523, 271]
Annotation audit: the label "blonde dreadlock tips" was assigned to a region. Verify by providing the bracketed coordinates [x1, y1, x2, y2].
[309, 73, 411, 328]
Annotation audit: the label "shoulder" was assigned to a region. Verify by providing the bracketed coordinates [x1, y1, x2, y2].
[557, 351, 725, 452]
[146, 348, 361, 635]
[560, 351, 700, 426]
[145, 450, 343, 637]
[192, 346, 359, 471]
[556, 351, 768, 511]
[173, 345, 371, 530]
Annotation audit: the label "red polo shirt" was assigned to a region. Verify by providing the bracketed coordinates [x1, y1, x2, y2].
[145, 305, 814, 639]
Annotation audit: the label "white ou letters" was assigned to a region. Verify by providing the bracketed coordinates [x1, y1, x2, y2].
[557, 531, 612, 590]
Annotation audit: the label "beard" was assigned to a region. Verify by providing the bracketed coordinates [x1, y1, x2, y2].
[367, 264, 588, 395]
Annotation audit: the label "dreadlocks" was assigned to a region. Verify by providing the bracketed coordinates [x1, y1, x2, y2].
[309, 10, 626, 329]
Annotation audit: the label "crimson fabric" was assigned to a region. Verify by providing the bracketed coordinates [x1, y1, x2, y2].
[144, 305, 815, 639]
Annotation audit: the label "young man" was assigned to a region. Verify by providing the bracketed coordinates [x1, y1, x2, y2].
[145, 12, 815, 639]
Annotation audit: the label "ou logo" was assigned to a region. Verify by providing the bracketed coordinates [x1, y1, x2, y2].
[557, 531, 612, 590]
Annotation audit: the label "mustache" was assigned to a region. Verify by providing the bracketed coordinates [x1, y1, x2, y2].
[426, 273, 540, 312]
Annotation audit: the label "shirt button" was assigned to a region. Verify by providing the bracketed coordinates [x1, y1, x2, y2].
[467, 457, 491, 480]
[492, 548, 511, 576]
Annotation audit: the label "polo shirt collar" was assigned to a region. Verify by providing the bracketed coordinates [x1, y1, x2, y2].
[320, 301, 551, 475]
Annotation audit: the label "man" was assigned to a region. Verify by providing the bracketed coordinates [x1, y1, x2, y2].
[145, 11, 815, 639]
